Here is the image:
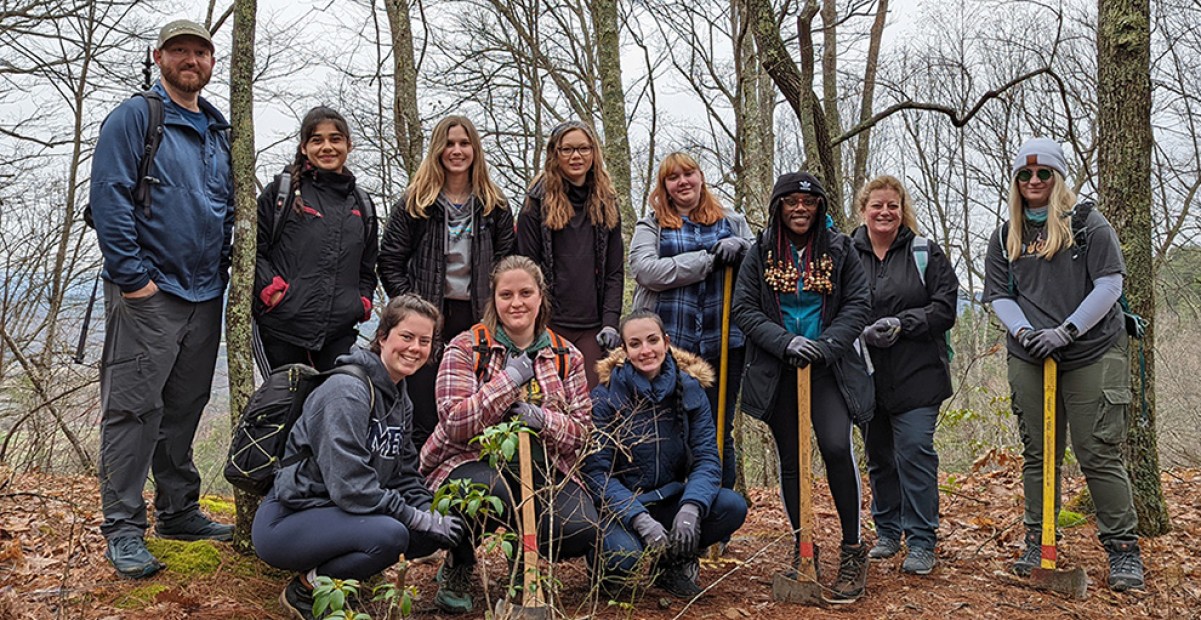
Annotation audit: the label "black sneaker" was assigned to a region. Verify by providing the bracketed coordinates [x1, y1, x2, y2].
[280, 575, 316, 620]
[828, 543, 868, 603]
[654, 558, 702, 599]
[1105, 540, 1145, 592]
[1012, 529, 1041, 577]
[155, 511, 234, 542]
[105, 535, 165, 579]
[434, 557, 475, 613]
[868, 537, 901, 560]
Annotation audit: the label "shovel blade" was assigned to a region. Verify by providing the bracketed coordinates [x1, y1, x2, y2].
[493, 597, 550, 620]
[772, 571, 823, 605]
[1031, 566, 1089, 600]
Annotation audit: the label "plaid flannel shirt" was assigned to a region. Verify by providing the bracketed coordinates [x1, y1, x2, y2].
[419, 327, 594, 488]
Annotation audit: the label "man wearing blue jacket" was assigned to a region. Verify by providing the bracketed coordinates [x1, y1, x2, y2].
[90, 19, 235, 578]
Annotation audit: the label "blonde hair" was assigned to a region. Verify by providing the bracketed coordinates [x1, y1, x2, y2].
[854, 175, 919, 235]
[648, 152, 725, 229]
[531, 121, 619, 231]
[404, 115, 506, 219]
[482, 255, 553, 337]
[1005, 171, 1076, 261]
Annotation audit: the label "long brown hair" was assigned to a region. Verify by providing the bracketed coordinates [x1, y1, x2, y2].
[404, 115, 506, 219]
[482, 255, 553, 336]
[530, 120, 619, 231]
[648, 152, 725, 229]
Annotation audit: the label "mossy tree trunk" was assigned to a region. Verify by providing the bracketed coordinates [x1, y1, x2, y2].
[227, 0, 259, 553]
[385, 0, 423, 180]
[1096, 0, 1170, 536]
[590, 0, 635, 241]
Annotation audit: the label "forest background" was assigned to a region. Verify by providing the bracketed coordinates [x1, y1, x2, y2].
[0, 0, 1199, 617]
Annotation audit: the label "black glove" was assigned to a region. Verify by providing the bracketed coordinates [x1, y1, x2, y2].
[631, 512, 669, 552]
[861, 317, 902, 348]
[596, 326, 622, 350]
[402, 505, 464, 548]
[1025, 325, 1074, 359]
[785, 335, 823, 367]
[503, 351, 536, 386]
[669, 503, 701, 558]
[709, 237, 743, 266]
[510, 401, 545, 431]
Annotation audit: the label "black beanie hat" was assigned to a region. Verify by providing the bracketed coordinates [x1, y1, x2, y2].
[770, 172, 826, 205]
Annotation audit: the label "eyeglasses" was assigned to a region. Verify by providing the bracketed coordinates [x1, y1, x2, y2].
[1016, 168, 1054, 183]
[557, 145, 594, 157]
[781, 194, 821, 209]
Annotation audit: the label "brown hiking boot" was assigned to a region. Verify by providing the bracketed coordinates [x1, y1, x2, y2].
[828, 542, 868, 603]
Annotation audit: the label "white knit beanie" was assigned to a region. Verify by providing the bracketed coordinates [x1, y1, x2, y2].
[1011, 137, 1068, 180]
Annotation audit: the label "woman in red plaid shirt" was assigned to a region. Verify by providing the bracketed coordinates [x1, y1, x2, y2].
[420, 255, 598, 613]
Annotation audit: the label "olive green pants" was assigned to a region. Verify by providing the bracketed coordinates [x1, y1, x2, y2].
[1008, 337, 1139, 543]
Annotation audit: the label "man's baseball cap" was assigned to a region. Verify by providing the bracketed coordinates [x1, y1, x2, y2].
[156, 19, 214, 51]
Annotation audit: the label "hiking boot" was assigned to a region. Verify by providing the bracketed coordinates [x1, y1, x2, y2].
[280, 575, 316, 620]
[902, 546, 936, 575]
[828, 543, 868, 603]
[654, 557, 702, 599]
[105, 535, 165, 579]
[1105, 540, 1145, 592]
[155, 511, 234, 542]
[434, 557, 475, 613]
[868, 536, 901, 560]
[1011, 529, 1041, 578]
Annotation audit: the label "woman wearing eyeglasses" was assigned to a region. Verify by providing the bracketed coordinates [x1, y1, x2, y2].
[731, 172, 874, 603]
[983, 137, 1143, 591]
[516, 121, 623, 388]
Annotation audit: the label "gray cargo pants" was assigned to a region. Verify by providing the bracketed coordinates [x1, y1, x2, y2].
[1008, 336, 1139, 543]
[98, 282, 223, 539]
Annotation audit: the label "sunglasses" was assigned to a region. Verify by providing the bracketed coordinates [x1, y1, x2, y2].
[1016, 168, 1054, 183]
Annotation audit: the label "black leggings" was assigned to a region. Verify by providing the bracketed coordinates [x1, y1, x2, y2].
[766, 363, 862, 545]
[445, 459, 599, 566]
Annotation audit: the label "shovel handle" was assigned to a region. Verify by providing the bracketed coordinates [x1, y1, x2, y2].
[517, 431, 544, 606]
[1041, 358, 1058, 569]
[796, 366, 816, 577]
[715, 265, 734, 465]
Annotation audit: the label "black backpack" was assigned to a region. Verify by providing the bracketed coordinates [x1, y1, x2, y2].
[269, 167, 375, 247]
[224, 363, 374, 495]
[84, 91, 165, 228]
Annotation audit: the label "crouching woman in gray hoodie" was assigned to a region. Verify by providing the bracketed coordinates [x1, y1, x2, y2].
[253, 295, 466, 620]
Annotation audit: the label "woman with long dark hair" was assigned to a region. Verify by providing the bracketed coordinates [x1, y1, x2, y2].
[254, 106, 378, 372]
[378, 115, 515, 451]
[516, 120, 623, 387]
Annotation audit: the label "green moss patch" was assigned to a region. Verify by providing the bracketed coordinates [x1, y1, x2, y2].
[145, 539, 222, 576]
[199, 495, 237, 518]
[115, 584, 169, 609]
[1057, 510, 1089, 528]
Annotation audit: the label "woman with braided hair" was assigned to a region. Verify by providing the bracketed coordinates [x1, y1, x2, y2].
[253, 106, 378, 372]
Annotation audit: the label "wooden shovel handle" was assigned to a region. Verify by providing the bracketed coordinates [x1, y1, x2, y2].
[796, 366, 816, 578]
[517, 431, 544, 606]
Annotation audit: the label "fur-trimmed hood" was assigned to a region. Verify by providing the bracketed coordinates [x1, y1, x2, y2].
[594, 345, 715, 388]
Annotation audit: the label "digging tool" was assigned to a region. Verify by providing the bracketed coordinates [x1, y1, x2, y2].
[1029, 358, 1089, 600]
[708, 266, 735, 562]
[494, 431, 549, 619]
[771, 366, 822, 605]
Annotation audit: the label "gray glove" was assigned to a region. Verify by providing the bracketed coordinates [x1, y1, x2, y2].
[402, 505, 464, 549]
[785, 335, 823, 367]
[503, 351, 536, 386]
[1025, 325, 1075, 358]
[596, 326, 622, 350]
[510, 401, 545, 430]
[631, 512, 669, 551]
[862, 317, 902, 348]
[709, 237, 744, 266]
[669, 503, 702, 558]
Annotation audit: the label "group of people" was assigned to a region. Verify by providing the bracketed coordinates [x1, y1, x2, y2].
[89, 17, 1147, 620]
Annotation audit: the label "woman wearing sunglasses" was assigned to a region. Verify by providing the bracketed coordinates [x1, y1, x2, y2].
[982, 137, 1143, 591]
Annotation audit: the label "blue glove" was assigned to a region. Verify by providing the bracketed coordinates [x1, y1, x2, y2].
[596, 326, 622, 350]
[503, 351, 536, 386]
[1025, 325, 1074, 358]
[862, 317, 901, 348]
[785, 336, 823, 367]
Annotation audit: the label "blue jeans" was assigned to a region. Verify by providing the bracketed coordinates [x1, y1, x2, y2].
[863, 405, 940, 550]
[596, 488, 747, 582]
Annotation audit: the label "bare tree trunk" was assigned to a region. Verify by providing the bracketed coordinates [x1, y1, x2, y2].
[590, 0, 635, 240]
[228, 0, 259, 553]
[385, 0, 423, 179]
[820, 0, 842, 202]
[733, 0, 775, 226]
[1096, 0, 1169, 536]
[851, 0, 889, 193]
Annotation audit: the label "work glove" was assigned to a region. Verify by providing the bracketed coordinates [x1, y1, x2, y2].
[709, 237, 744, 267]
[631, 512, 669, 552]
[861, 317, 902, 348]
[402, 505, 465, 548]
[785, 335, 823, 367]
[1024, 325, 1075, 359]
[510, 401, 545, 431]
[503, 351, 536, 386]
[669, 503, 702, 558]
[596, 326, 622, 350]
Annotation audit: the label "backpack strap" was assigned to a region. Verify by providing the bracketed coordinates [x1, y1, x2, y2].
[911, 235, 930, 287]
[471, 324, 496, 382]
[130, 91, 165, 218]
[270, 167, 295, 248]
[277, 364, 375, 469]
[546, 329, 571, 381]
